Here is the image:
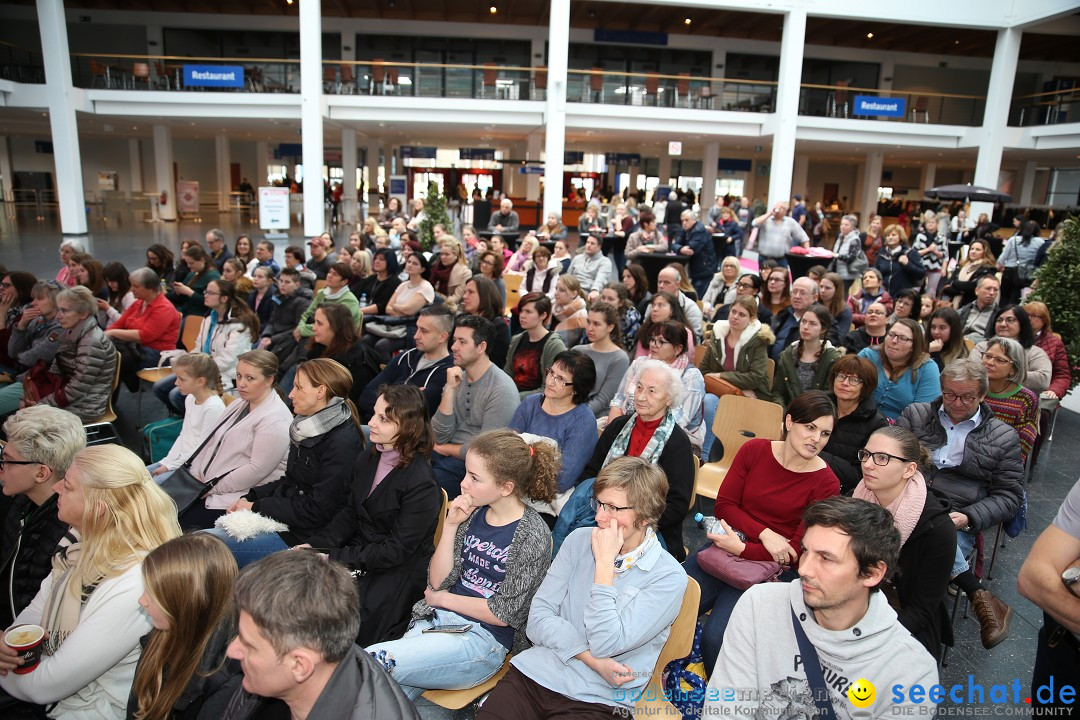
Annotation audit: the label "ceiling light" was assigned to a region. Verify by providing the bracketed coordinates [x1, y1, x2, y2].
[866, 32, 873, 39]
[684, 18, 692, 25]
[286, 0, 293, 4]
[490, 5, 497, 13]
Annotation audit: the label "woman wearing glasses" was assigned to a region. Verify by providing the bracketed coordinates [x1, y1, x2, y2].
[858, 318, 941, 421]
[979, 337, 1039, 464]
[842, 301, 889, 355]
[847, 268, 893, 328]
[853, 426, 955, 659]
[818, 356, 889, 494]
[0, 281, 63, 417]
[968, 305, 1052, 395]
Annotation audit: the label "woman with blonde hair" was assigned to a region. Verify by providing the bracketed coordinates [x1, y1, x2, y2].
[552, 274, 588, 346]
[128, 534, 240, 720]
[429, 238, 472, 311]
[0, 445, 181, 720]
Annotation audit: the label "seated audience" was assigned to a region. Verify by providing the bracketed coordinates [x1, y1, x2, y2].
[128, 534, 241, 720]
[898, 359, 1023, 649]
[858, 318, 941, 421]
[552, 274, 588, 347]
[684, 391, 840, 675]
[367, 430, 557, 700]
[522, 246, 561, 301]
[657, 266, 704, 341]
[622, 264, 652, 316]
[461, 277, 511, 368]
[168, 245, 221, 317]
[431, 315, 520, 498]
[478, 457, 687, 720]
[701, 256, 744, 319]
[220, 258, 252, 298]
[625, 209, 667, 258]
[363, 252, 434, 364]
[144, 244, 174, 288]
[0, 406, 84, 629]
[249, 240, 280, 278]
[772, 304, 840, 411]
[505, 293, 567, 398]
[940, 237, 996, 307]
[505, 236, 539, 275]
[55, 238, 85, 287]
[205, 229, 233, 273]
[296, 262, 361, 340]
[257, 268, 312, 368]
[818, 355, 888, 494]
[598, 283, 640, 350]
[847, 267, 893, 327]
[148, 352, 225, 478]
[711, 273, 772, 325]
[353, 248, 400, 317]
[819, 271, 852, 344]
[99, 261, 134, 328]
[929, 306, 967, 370]
[104, 268, 181, 393]
[476, 249, 507, 308]
[980, 337, 1040, 464]
[305, 236, 335, 280]
[1023, 301, 1071, 464]
[567, 235, 611, 300]
[890, 288, 922, 326]
[0, 445, 180, 720]
[430, 239, 472, 311]
[969, 304, 1052, 394]
[222, 551, 420, 719]
[575, 303, 631, 419]
[551, 239, 572, 274]
[958, 275, 1000, 342]
[875, 224, 926, 297]
[842, 300, 889, 354]
[762, 267, 791, 317]
[247, 266, 277, 329]
[770, 276, 819, 361]
[535, 212, 566, 242]
[0, 281, 63, 417]
[283, 244, 317, 290]
[632, 291, 694, 360]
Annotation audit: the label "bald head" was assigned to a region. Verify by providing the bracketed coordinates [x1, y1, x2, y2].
[790, 277, 819, 312]
[657, 267, 680, 295]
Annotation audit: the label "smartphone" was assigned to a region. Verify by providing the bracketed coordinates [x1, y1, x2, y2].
[422, 624, 473, 634]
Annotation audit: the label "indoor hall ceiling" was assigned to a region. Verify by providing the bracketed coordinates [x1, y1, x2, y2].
[7, 1, 1078, 61]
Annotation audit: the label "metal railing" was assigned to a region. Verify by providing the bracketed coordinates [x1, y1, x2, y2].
[1009, 87, 1078, 126]
[798, 83, 985, 126]
[68, 53, 300, 92]
[0, 41, 45, 84]
[565, 68, 777, 111]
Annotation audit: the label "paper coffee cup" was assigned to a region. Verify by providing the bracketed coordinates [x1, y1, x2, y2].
[4, 624, 45, 674]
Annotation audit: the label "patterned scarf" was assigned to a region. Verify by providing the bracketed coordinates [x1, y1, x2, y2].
[603, 411, 676, 467]
[41, 532, 82, 656]
[614, 526, 657, 575]
[853, 469, 927, 546]
[289, 396, 352, 445]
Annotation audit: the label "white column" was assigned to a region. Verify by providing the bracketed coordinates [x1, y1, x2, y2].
[299, 0, 325, 236]
[146, 25, 163, 57]
[1018, 160, 1037, 206]
[0, 136, 12, 202]
[542, 0, 570, 221]
[767, 9, 806, 209]
[921, 162, 937, 194]
[879, 60, 894, 92]
[215, 134, 231, 212]
[37, 0, 87, 235]
[129, 138, 143, 193]
[153, 125, 176, 221]
[341, 127, 358, 225]
[971, 27, 1021, 222]
[255, 141, 269, 186]
[526, 133, 542, 201]
[507, 142, 527, 198]
[365, 138, 381, 215]
[860, 151, 884, 222]
[701, 142, 719, 209]
[791, 153, 809, 200]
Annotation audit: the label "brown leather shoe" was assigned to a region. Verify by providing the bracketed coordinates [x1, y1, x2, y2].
[970, 589, 1013, 649]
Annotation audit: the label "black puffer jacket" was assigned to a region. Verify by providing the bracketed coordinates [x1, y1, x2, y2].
[0, 494, 71, 628]
[898, 399, 1023, 532]
[820, 395, 889, 494]
[245, 416, 363, 544]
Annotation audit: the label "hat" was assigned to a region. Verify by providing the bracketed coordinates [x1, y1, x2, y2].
[308, 237, 329, 248]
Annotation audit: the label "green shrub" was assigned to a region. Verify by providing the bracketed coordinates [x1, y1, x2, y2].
[1029, 217, 1080, 392]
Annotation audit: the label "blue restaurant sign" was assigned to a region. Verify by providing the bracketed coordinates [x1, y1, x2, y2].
[853, 95, 907, 118]
[183, 65, 245, 88]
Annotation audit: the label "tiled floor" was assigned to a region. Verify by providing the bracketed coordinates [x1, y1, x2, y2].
[3, 208, 1076, 718]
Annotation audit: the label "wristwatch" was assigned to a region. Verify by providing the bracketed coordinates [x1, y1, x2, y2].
[1062, 567, 1080, 597]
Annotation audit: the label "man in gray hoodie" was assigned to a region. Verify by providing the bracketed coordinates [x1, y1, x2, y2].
[705, 497, 938, 720]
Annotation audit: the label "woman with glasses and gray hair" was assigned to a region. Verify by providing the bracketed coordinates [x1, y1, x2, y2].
[968, 304, 1052, 395]
[979, 336, 1039, 464]
[0, 281, 64, 418]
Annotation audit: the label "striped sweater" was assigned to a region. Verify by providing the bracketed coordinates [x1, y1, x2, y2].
[986, 384, 1040, 464]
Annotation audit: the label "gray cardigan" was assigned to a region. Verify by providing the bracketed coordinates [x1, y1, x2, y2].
[411, 505, 551, 655]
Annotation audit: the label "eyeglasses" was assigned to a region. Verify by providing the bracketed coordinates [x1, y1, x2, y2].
[203, 291, 222, 297]
[0, 454, 40, 472]
[982, 354, 1013, 366]
[546, 369, 572, 387]
[736, 282, 755, 289]
[590, 497, 634, 515]
[886, 332, 913, 344]
[648, 337, 671, 346]
[834, 373, 864, 386]
[942, 391, 979, 405]
[857, 449, 913, 467]
[995, 316, 1018, 325]
[864, 309, 887, 316]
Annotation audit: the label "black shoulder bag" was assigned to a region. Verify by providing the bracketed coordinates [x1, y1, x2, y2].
[159, 406, 247, 515]
[790, 608, 837, 720]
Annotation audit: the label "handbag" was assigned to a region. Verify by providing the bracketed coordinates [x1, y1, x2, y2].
[159, 410, 244, 515]
[704, 373, 744, 398]
[24, 359, 65, 406]
[696, 544, 782, 591]
[364, 314, 411, 339]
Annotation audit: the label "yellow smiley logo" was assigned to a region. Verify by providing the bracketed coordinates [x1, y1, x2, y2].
[848, 679, 876, 708]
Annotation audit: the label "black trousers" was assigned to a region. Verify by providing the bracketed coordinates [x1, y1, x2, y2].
[1032, 612, 1080, 708]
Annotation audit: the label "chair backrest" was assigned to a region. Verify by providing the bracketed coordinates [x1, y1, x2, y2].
[590, 67, 604, 92]
[340, 63, 354, 82]
[534, 68, 548, 90]
[180, 314, 202, 352]
[434, 488, 449, 546]
[635, 577, 701, 711]
[133, 63, 150, 79]
[693, 344, 707, 368]
[323, 66, 336, 82]
[677, 72, 690, 94]
[645, 73, 659, 94]
[222, 393, 236, 407]
[914, 95, 929, 111]
[483, 62, 498, 87]
[765, 358, 776, 387]
[503, 273, 524, 314]
[835, 80, 850, 103]
[371, 58, 386, 83]
[314, 278, 328, 293]
[711, 394, 784, 465]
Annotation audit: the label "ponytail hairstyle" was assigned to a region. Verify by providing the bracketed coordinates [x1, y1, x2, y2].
[556, 274, 587, 302]
[869, 425, 933, 470]
[133, 534, 237, 720]
[208, 278, 260, 339]
[172, 352, 224, 396]
[295, 358, 364, 435]
[467, 429, 559, 504]
[588, 301, 624, 349]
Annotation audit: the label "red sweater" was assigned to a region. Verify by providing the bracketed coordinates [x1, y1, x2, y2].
[714, 438, 839, 562]
[112, 293, 181, 352]
[1035, 331, 1072, 399]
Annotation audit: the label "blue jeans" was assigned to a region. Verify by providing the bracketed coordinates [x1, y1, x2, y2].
[702, 393, 719, 460]
[204, 526, 289, 568]
[431, 453, 467, 500]
[152, 374, 185, 415]
[366, 608, 507, 701]
[951, 529, 977, 576]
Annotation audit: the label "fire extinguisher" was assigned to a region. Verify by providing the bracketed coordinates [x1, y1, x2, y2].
[160, 191, 168, 205]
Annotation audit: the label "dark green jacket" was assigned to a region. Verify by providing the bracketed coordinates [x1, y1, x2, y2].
[700, 321, 775, 402]
[771, 341, 841, 410]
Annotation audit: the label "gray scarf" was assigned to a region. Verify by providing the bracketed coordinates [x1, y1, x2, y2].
[289, 396, 351, 444]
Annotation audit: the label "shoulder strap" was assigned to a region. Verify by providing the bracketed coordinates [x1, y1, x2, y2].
[790, 608, 837, 720]
[180, 403, 246, 470]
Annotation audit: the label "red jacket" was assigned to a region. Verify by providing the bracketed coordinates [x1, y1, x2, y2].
[1035, 331, 1072, 399]
[112, 293, 181, 352]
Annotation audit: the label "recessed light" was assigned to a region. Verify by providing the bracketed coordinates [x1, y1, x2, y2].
[489, 5, 497, 13]
[866, 32, 874, 39]
[684, 17, 692, 25]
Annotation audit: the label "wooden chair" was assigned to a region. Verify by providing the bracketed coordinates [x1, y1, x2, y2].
[482, 63, 498, 99]
[434, 488, 448, 547]
[371, 58, 386, 94]
[532, 67, 547, 100]
[693, 344, 707, 369]
[645, 73, 660, 106]
[134, 314, 199, 425]
[589, 67, 604, 103]
[676, 72, 690, 108]
[131, 62, 151, 90]
[695, 395, 783, 501]
[339, 64, 355, 94]
[765, 358, 775, 387]
[84, 352, 122, 446]
[423, 657, 512, 709]
[911, 96, 930, 123]
[503, 273, 524, 315]
[632, 578, 702, 718]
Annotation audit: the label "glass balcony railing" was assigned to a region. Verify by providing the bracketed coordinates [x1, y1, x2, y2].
[1009, 87, 1078, 126]
[565, 69, 777, 112]
[798, 84, 986, 126]
[69, 53, 300, 92]
[0, 41, 45, 84]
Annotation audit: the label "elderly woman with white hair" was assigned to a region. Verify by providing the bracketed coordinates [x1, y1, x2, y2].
[56, 239, 86, 288]
[979, 336, 1040, 464]
[104, 267, 181, 392]
[553, 358, 697, 560]
[0, 444, 181, 720]
[831, 214, 867, 292]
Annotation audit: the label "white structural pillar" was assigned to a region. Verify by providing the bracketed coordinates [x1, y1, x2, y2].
[526, 133, 542, 201]
[255, 141, 269, 186]
[658, 154, 672, 188]
[0, 136, 15, 202]
[129, 138, 143, 193]
[153, 125, 177, 221]
[299, 0, 325, 236]
[701, 142, 719, 209]
[791, 154, 809, 200]
[860, 151, 884, 222]
[767, 9, 806, 208]
[971, 27, 1021, 221]
[215, 134, 231, 212]
[920, 163, 937, 194]
[37, 0, 87, 235]
[542, 0, 569, 221]
[341, 128, 357, 225]
[1018, 160, 1038, 205]
[365, 138, 380, 215]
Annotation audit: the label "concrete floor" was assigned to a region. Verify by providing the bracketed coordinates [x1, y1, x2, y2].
[3, 206, 1076, 718]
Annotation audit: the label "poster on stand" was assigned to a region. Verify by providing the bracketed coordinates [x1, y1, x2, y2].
[259, 187, 291, 230]
[176, 181, 200, 214]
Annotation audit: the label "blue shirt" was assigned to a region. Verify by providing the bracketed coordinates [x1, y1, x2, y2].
[451, 506, 519, 650]
[933, 405, 982, 470]
[508, 395, 598, 493]
[857, 347, 942, 421]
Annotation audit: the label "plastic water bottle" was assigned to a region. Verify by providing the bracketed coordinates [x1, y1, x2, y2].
[359, 293, 368, 306]
[694, 513, 726, 536]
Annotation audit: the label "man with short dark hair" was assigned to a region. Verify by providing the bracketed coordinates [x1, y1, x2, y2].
[959, 275, 1000, 342]
[705, 496, 937, 720]
[672, 209, 717, 299]
[431, 315, 519, 498]
[307, 237, 334, 280]
[252, 240, 280, 277]
[567, 234, 611, 300]
[206, 228, 232, 272]
[222, 551, 419, 720]
[358, 305, 454, 421]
